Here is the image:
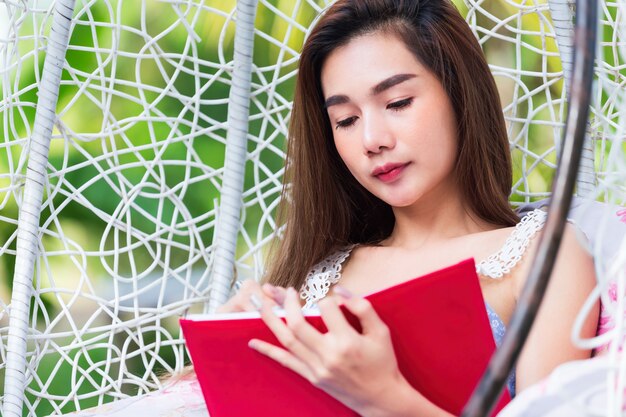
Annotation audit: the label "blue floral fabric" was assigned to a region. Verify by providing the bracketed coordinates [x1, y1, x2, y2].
[486, 303, 516, 398]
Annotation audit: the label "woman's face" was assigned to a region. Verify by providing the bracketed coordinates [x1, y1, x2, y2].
[321, 32, 460, 210]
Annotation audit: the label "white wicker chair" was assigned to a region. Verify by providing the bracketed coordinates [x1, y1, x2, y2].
[0, 0, 625, 416]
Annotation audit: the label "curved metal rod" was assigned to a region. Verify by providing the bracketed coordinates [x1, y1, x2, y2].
[461, 0, 598, 415]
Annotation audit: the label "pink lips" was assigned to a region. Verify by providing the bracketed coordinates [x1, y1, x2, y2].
[372, 162, 409, 183]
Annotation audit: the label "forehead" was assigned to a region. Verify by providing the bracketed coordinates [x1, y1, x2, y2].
[320, 32, 426, 96]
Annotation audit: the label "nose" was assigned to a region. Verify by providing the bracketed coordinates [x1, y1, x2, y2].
[361, 111, 395, 154]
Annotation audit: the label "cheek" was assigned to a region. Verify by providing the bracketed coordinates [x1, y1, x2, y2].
[334, 139, 369, 183]
[333, 138, 355, 169]
[405, 108, 457, 155]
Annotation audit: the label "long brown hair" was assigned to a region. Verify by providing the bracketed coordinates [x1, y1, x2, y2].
[265, 0, 518, 289]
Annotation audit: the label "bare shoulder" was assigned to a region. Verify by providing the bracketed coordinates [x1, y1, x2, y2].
[547, 222, 596, 295]
[471, 225, 516, 250]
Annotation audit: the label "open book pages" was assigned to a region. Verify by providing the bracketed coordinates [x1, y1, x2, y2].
[184, 307, 321, 321]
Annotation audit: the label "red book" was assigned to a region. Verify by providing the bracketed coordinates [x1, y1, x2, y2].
[180, 258, 511, 416]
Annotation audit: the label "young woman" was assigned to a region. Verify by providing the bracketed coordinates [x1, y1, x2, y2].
[220, 0, 600, 415]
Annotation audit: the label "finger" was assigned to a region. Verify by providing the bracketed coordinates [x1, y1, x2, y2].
[248, 339, 313, 379]
[242, 280, 280, 308]
[283, 288, 325, 348]
[262, 283, 286, 306]
[217, 280, 267, 313]
[318, 296, 358, 335]
[240, 279, 261, 293]
[342, 297, 388, 336]
[224, 298, 258, 312]
[332, 285, 353, 299]
[259, 296, 320, 365]
[216, 296, 256, 313]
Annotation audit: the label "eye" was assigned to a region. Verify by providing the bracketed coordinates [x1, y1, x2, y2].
[387, 97, 413, 111]
[335, 116, 358, 130]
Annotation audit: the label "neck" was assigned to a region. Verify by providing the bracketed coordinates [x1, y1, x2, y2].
[383, 191, 497, 250]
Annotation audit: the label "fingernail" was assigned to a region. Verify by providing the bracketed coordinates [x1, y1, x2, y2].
[250, 293, 262, 309]
[273, 290, 286, 305]
[263, 283, 283, 299]
[248, 340, 258, 350]
[334, 285, 353, 299]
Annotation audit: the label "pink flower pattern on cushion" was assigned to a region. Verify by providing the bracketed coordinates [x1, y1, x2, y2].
[594, 279, 626, 356]
[596, 281, 617, 334]
[592, 208, 626, 355]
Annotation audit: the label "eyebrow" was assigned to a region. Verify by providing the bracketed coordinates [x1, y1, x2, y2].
[323, 73, 417, 109]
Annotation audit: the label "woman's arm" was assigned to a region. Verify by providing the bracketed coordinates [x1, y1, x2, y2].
[514, 223, 599, 391]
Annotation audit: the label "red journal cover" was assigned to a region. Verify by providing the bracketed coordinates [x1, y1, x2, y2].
[180, 258, 511, 416]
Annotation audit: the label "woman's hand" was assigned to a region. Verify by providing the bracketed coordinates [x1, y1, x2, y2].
[248, 288, 422, 417]
[216, 280, 286, 313]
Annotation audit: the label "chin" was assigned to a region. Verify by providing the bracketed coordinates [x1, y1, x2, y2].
[389, 200, 416, 208]
[378, 194, 418, 208]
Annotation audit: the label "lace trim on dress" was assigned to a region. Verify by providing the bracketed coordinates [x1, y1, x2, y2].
[300, 247, 354, 309]
[475, 209, 547, 279]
